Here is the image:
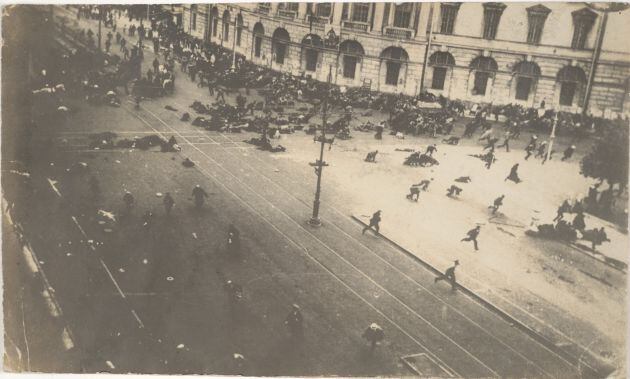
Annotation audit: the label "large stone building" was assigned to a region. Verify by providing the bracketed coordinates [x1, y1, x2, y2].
[177, 2, 630, 117]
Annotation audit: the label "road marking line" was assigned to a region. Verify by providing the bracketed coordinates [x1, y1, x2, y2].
[131, 310, 145, 328]
[47, 178, 62, 197]
[71, 216, 87, 238]
[99, 258, 126, 300]
[70, 212, 144, 327]
[133, 106, 467, 378]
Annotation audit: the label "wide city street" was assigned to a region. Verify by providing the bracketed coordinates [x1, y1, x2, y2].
[2, 5, 626, 378]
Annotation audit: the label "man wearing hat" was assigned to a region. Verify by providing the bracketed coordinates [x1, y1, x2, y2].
[362, 210, 382, 236]
[362, 323, 384, 352]
[461, 225, 481, 251]
[284, 304, 303, 340]
[434, 260, 459, 291]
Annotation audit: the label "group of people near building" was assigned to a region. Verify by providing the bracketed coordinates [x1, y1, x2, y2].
[48, 5, 624, 357]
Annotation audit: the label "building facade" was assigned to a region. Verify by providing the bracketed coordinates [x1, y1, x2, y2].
[179, 2, 630, 117]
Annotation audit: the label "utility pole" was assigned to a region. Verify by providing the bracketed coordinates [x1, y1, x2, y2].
[97, 5, 102, 51]
[146, 4, 150, 22]
[308, 66, 334, 227]
[231, 13, 237, 70]
[419, 2, 435, 94]
[582, 3, 629, 115]
[546, 113, 558, 162]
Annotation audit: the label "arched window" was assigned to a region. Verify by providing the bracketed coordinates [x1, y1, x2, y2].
[512, 61, 541, 101]
[380, 46, 409, 86]
[557, 65, 587, 106]
[301, 34, 323, 72]
[340, 40, 365, 79]
[469, 56, 498, 96]
[429, 52, 455, 90]
[272, 28, 290, 65]
[253, 22, 264, 58]
[222, 10, 230, 41]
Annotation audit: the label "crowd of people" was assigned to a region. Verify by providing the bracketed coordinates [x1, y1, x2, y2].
[29, 6, 625, 358]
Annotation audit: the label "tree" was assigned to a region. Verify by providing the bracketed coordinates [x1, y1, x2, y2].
[580, 122, 629, 193]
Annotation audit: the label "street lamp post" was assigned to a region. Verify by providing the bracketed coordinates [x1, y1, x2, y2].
[308, 66, 334, 227]
[97, 5, 102, 51]
[231, 13, 238, 70]
[546, 113, 558, 162]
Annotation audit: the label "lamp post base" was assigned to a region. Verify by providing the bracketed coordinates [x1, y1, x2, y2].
[308, 217, 322, 227]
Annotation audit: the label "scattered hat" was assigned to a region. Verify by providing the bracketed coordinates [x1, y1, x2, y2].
[454, 260, 460, 265]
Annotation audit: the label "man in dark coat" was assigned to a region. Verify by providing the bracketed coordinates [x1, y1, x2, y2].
[489, 195, 505, 214]
[362, 210, 382, 236]
[505, 163, 522, 183]
[434, 260, 459, 291]
[362, 323, 384, 353]
[163, 192, 175, 216]
[461, 225, 481, 251]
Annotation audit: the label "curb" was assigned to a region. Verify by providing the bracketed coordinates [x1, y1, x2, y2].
[351, 215, 610, 378]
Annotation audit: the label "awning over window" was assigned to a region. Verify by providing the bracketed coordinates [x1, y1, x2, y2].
[339, 40, 365, 56]
[301, 34, 323, 48]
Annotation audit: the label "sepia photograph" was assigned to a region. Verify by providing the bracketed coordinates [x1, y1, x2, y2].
[1, 1, 629, 377]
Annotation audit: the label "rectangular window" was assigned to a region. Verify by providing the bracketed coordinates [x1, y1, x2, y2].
[224, 23, 229, 40]
[280, 3, 299, 12]
[276, 44, 286, 64]
[352, 3, 370, 23]
[526, 15, 544, 44]
[473, 71, 490, 95]
[343, 56, 358, 79]
[571, 9, 596, 50]
[440, 4, 460, 35]
[192, 12, 196, 30]
[482, 3, 506, 40]
[393, 3, 413, 28]
[559, 82, 577, 106]
[341, 3, 349, 20]
[212, 19, 218, 36]
[316, 3, 332, 18]
[432, 67, 447, 90]
[382, 3, 391, 28]
[526, 6, 550, 45]
[254, 36, 262, 57]
[386, 62, 401, 85]
[515, 77, 532, 100]
[236, 27, 242, 46]
[305, 49, 318, 72]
